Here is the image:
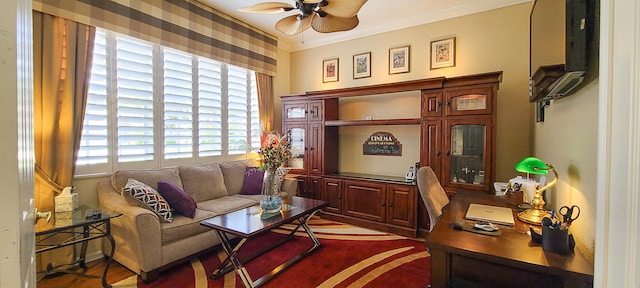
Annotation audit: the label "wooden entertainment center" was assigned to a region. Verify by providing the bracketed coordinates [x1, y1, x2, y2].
[282, 71, 502, 237]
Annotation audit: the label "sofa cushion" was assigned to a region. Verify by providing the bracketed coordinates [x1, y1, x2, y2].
[219, 159, 249, 195]
[112, 167, 182, 192]
[239, 167, 264, 195]
[179, 162, 228, 202]
[157, 181, 197, 218]
[160, 209, 218, 245]
[123, 178, 173, 222]
[197, 196, 257, 215]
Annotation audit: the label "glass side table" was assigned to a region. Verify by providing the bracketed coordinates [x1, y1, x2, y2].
[35, 205, 122, 288]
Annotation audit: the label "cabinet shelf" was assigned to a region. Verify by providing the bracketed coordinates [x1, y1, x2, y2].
[324, 118, 421, 127]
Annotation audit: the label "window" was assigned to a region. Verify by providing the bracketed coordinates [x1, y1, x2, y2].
[77, 29, 260, 174]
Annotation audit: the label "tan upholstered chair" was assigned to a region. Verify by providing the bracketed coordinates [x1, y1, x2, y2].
[416, 166, 450, 232]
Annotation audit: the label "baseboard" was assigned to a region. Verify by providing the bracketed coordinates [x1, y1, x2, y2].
[84, 251, 106, 263]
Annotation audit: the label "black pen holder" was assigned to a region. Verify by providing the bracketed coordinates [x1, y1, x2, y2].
[542, 225, 573, 255]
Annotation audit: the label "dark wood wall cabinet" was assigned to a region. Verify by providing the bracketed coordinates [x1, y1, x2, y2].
[282, 71, 502, 238]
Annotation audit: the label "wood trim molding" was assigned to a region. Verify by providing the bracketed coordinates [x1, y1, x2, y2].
[595, 0, 640, 286]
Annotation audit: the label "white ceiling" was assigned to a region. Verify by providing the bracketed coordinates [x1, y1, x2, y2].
[199, 0, 529, 51]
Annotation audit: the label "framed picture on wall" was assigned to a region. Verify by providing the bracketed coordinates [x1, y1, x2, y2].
[353, 52, 371, 79]
[389, 45, 410, 74]
[430, 37, 456, 69]
[323, 58, 339, 83]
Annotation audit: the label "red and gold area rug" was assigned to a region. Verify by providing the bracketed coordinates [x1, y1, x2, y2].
[113, 217, 430, 288]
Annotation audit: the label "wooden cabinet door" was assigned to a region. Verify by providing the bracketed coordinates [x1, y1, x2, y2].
[283, 101, 308, 121]
[309, 175, 323, 200]
[443, 117, 493, 193]
[323, 178, 342, 214]
[343, 180, 386, 223]
[308, 123, 323, 175]
[293, 175, 309, 198]
[387, 185, 416, 228]
[308, 100, 324, 122]
[422, 91, 443, 117]
[421, 120, 442, 178]
[444, 85, 494, 116]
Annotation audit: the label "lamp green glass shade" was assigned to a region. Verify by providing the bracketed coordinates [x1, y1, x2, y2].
[513, 157, 559, 225]
[515, 157, 549, 175]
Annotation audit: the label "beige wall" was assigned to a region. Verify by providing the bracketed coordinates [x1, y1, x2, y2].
[288, 3, 533, 181]
[534, 80, 598, 262]
[272, 47, 291, 132]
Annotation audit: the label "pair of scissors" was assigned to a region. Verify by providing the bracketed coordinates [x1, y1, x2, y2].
[559, 205, 580, 225]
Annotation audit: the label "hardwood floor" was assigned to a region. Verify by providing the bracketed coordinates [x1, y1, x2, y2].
[37, 258, 135, 288]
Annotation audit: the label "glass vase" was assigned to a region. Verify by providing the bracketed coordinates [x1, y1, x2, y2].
[260, 167, 288, 213]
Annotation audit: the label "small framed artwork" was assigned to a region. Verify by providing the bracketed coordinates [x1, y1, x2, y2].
[322, 58, 339, 83]
[353, 52, 371, 79]
[389, 45, 410, 74]
[430, 37, 456, 69]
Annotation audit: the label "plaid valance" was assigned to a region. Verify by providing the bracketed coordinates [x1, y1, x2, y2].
[33, 0, 278, 76]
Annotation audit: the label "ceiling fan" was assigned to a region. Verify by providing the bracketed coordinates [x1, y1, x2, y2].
[238, 0, 368, 36]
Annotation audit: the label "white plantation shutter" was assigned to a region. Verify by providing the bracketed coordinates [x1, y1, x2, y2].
[198, 58, 223, 156]
[76, 28, 260, 173]
[116, 36, 155, 162]
[227, 65, 249, 155]
[249, 76, 260, 149]
[163, 49, 193, 159]
[77, 30, 109, 166]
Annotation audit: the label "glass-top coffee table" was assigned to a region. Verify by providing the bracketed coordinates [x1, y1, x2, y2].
[200, 196, 327, 288]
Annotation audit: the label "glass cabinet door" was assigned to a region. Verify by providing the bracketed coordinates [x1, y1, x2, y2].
[445, 118, 491, 191]
[285, 125, 306, 172]
[283, 102, 308, 121]
[445, 86, 493, 116]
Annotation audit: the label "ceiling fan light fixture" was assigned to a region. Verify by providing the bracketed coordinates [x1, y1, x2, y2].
[275, 14, 312, 35]
[240, 0, 367, 35]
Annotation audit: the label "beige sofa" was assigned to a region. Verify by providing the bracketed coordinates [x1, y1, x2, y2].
[98, 159, 297, 282]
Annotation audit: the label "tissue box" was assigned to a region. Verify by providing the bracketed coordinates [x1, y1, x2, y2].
[55, 192, 78, 212]
[54, 211, 74, 227]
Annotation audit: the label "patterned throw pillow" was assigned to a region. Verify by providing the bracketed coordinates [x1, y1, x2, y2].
[123, 178, 173, 222]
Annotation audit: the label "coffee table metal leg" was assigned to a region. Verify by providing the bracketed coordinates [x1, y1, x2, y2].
[213, 230, 254, 288]
[299, 210, 321, 246]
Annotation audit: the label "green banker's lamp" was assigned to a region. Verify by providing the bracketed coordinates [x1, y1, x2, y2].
[515, 157, 558, 225]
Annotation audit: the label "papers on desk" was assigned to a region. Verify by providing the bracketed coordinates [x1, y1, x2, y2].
[493, 182, 509, 196]
[465, 203, 515, 226]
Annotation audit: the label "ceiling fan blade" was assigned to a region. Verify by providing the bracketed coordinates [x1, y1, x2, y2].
[320, 0, 368, 18]
[303, 0, 324, 3]
[311, 14, 359, 33]
[275, 15, 312, 35]
[238, 2, 294, 14]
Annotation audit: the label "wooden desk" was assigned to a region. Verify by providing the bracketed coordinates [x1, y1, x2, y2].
[425, 192, 593, 288]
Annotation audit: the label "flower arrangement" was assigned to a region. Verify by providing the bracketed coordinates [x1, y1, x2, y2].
[257, 131, 292, 172]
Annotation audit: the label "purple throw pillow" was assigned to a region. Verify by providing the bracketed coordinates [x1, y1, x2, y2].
[239, 167, 265, 195]
[157, 181, 197, 218]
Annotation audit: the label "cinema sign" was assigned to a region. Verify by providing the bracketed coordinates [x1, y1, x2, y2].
[363, 131, 402, 156]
